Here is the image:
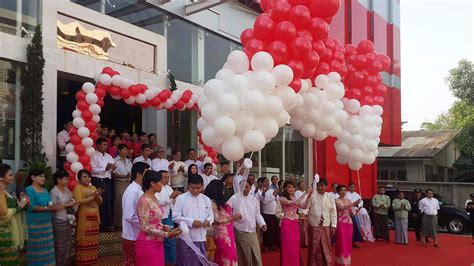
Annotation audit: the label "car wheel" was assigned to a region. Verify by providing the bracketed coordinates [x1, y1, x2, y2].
[446, 217, 465, 234]
[388, 218, 394, 230]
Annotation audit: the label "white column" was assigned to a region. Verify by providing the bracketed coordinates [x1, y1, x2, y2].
[14, 66, 21, 172]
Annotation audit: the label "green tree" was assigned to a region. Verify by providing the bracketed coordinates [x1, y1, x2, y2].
[422, 60, 474, 158]
[20, 25, 46, 164]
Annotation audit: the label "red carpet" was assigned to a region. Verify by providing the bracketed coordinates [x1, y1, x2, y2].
[262, 231, 473, 266]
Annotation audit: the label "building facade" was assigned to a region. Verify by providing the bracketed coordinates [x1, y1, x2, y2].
[1, 0, 401, 197]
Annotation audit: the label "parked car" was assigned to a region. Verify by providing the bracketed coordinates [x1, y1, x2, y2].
[364, 189, 469, 234]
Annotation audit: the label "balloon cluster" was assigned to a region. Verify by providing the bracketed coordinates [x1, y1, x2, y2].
[65, 67, 202, 189]
[240, 0, 341, 93]
[289, 72, 347, 141]
[312, 37, 347, 80]
[198, 50, 296, 161]
[343, 40, 391, 106]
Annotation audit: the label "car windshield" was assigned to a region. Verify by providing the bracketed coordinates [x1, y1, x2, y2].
[434, 194, 449, 205]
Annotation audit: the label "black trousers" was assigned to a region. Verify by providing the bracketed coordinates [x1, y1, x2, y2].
[92, 177, 113, 230]
[413, 215, 422, 241]
[261, 213, 280, 249]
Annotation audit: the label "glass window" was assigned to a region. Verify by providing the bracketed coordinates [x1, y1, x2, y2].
[260, 129, 283, 178]
[0, 60, 17, 159]
[425, 165, 434, 181]
[167, 111, 194, 156]
[379, 170, 389, 180]
[167, 17, 197, 84]
[0, 0, 38, 36]
[284, 126, 305, 180]
[72, 0, 101, 12]
[396, 170, 407, 181]
[204, 31, 233, 82]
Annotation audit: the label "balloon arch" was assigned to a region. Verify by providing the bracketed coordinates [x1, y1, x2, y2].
[63, 0, 391, 189]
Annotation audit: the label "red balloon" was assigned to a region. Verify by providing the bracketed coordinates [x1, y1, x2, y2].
[81, 110, 93, 121]
[365, 52, 376, 64]
[138, 84, 147, 94]
[85, 120, 97, 131]
[75, 91, 86, 101]
[270, 0, 292, 22]
[373, 96, 384, 106]
[288, 60, 304, 78]
[83, 164, 92, 173]
[175, 100, 185, 110]
[308, 0, 340, 19]
[69, 127, 77, 136]
[79, 155, 91, 165]
[273, 21, 297, 43]
[375, 84, 388, 96]
[288, 0, 309, 5]
[315, 61, 330, 75]
[63, 162, 71, 171]
[348, 88, 362, 99]
[289, 78, 302, 93]
[357, 40, 375, 54]
[102, 67, 114, 75]
[354, 55, 367, 70]
[288, 5, 311, 29]
[158, 91, 169, 102]
[362, 86, 373, 96]
[320, 48, 333, 62]
[290, 37, 312, 58]
[240, 28, 254, 46]
[89, 131, 99, 141]
[312, 40, 326, 54]
[129, 85, 140, 95]
[97, 99, 104, 108]
[297, 30, 313, 42]
[74, 144, 86, 156]
[301, 68, 315, 79]
[77, 100, 89, 111]
[253, 15, 275, 42]
[368, 60, 383, 74]
[309, 18, 329, 41]
[121, 89, 131, 99]
[150, 97, 161, 107]
[70, 134, 81, 145]
[376, 54, 392, 71]
[303, 51, 320, 69]
[109, 86, 121, 96]
[330, 60, 342, 73]
[323, 39, 336, 52]
[259, 0, 272, 11]
[140, 102, 150, 109]
[244, 39, 265, 59]
[333, 51, 345, 63]
[363, 95, 374, 105]
[266, 41, 288, 65]
[344, 44, 358, 57]
[181, 94, 191, 103]
[111, 71, 120, 77]
[349, 72, 365, 87]
[95, 87, 106, 99]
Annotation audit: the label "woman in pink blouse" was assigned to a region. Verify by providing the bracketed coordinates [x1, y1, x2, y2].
[335, 185, 360, 266]
[279, 180, 311, 266]
[135, 170, 182, 266]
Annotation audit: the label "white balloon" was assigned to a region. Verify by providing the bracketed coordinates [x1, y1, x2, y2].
[170, 94, 179, 104]
[125, 96, 136, 105]
[348, 161, 362, 171]
[173, 90, 183, 99]
[197, 95, 208, 109]
[360, 115, 374, 126]
[66, 152, 79, 163]
[215, 68, 235, 83]
[345, 99, 361, 113]
[221, 136, 245, 161]
[300, 123, 316, 138]
[336, 154, 349, 164]
[204, 79, 226, 101]
[82, 137, 94, 148]
[325, 84, 344, 100]
[77, 127, 90, 138]
[228, 74, 251, 96]
[329, 125, 343, 137]
[197, 117, 209, 132]
[201, 126, 224, 148]
[335, 142, 351, 156]
[290, 116, 304, 130]
[121, 78, 134, 89]
[250, 71, 276, 94]
[359, 105, 373, 116]
[339, 130, 352, 144]
[254, 118, 279, 139]
[111, 75, 123, 87]
[72, 110, 82, 118]
[349, 148, 365, 162]
[71, 162, 84, 173]
[242, 130, 266, 151]
[136, 94, 146, 104]
[265, 95, 283, 116]
[303, 93, 318, 108]
[349, 135, 364, 148]
[373, 115, 383, 126]
[327, 72, 342, 82]
[86, 147, 96, 156]
[315, 75, 329, 89]
[203, 156, 212, 164]
[307, 108, 321, 123]
[226, 50, 250, 74]
[347, 118, 362, 134]
[73, 117, 85, 128]
[214, 116, 237, 138]
[65, 143, 75, 153]
[364, 139, 378, 152]
[92, 115, 100, 123]
[218, 94, 241, 116]
[272, 65, 294, 87]
[85, 93, 98, 104]
[164, 99, 173, 109]
[201, 103, 220, 124]
[320, 117, 336, 131]
[93, 71, 101, 83]
[241, 91, 265, 113]
[185, 101, 194, 109]
[144, 89, 155, 100]
[362, 153, 376, 164]
[251, 52, 274, 72]
[276, 111, 290, 127]
[234, 112, 256, 133]
[89, 104, 101, 115]
[373, 105, 384, 115]
[334, 109, 348, 124]
[314, 130, 328, 141]
[98, 74, 112, 86]
[293, 94, 304, 110]
[82, 82, 95, 93]
[273, 86, 297, 110]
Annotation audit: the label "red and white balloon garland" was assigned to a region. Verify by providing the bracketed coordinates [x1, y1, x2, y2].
[64, 67, 216, 189]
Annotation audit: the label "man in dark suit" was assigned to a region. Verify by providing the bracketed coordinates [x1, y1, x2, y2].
[410, 189, 423, 241]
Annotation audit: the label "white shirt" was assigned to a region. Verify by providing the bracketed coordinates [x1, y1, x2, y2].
[172, 192, 214, 242]
[295, 190, 306, 213]
[329, 191, 339, 199]
[256, 189, 278, 215]
[303, 192, 337, 228]
[114, 157, 132, 176]
[122, 182, 143, 241]
[169, 160, 188, 188]
[151, 158, 170, 172]
[155, 185, 174, 218]
[418, 197, 440, 216]
[346, 191, 363, 208]
[133, 156, 152, 166]
[249, 184, 257, 196]
[228, 194, 266, 233]
[201, 173, 218, 189]
[57, 130, 69, 156]
[185, 159, 202, 173]
[91, 151, 115, 179]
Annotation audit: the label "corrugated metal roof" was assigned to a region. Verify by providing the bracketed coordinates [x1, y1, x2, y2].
[378, 130, 460, 158]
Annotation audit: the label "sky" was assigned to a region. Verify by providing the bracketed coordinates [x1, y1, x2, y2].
[400, 0, 474, 130]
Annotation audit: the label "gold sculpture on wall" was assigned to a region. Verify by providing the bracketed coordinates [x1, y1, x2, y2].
[57, 20, 116, 60]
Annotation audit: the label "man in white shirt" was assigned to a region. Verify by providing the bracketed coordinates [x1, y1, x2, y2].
[256, 177, 280, 251]
[295, 180, 309, 247]
[247, 174, 257, 196]
[57, 121, 72, 169]
[228, 180, 266, 266]
[133, 143, 152, 166]
[173, 175, 214, 266]
[155, 170, 181, 264]
[169, 150, 188, 192]
[121, 162, 149, 265]
[302, 178, 337, 266]
[151, 147, 169, 172]
[346, 182, 364, 247]
[184, 148, 202, 173]
[218, 161, 230, 179]
[419, 189, 440, 247]
[112, 144, 133, 228]
[329, 183, 339, 199]
[91, 137, 116, 231]
[201, 163, 218, 189]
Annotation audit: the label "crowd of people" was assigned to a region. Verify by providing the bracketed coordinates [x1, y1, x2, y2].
[0, 123, 470, 266]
